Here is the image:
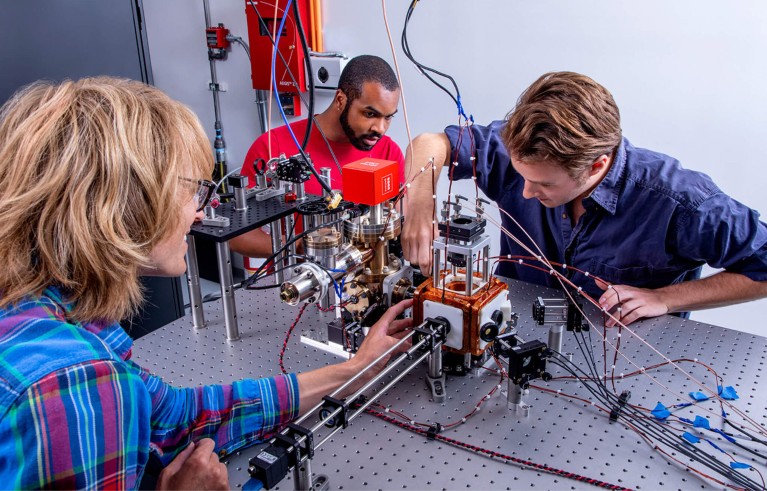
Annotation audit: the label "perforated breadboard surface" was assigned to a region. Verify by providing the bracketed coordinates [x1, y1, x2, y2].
[133, 281, 767, 490]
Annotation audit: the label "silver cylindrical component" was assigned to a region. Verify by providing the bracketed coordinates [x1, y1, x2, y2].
[234, 186, 247, 211]
[255, 172, 267, 189]
[507, 380, 523, 406]
[295, 181, 306, 201]
[428, 344, 443, 378]
[215, 241, 239, 341]
[279, 246, 372, 306]
[185, 235, 206, 329]
[432, 247, 441, 288]
[465, 250, 474, 296]
[319, 290, 333, 310]
[229, 174, 249, 211]
[305, 214, 322, 232]
[284, 214, 297, 267]
[335, 244, 373, 273]
[293, 457, 314, 491]
[305, 227, 343, 267]
[269, 219, 284, 284]
[320, 167, 332, 198]
[344, 208, 402, 243]
[370, 203, 384, 225]
[548, 324, 564, 355]
[280, 262, 328, 306]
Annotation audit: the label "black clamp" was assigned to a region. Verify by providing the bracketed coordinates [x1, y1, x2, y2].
[491, 331, 518, 358]
[426, 423, 443, 441]
[227, 173, 248, 189]
[249, 422, 313, 489]
[319, 395, 349, 428]
[276, 154, 313, 183]
[253, 158, 268, 175]
[413, 316, 450, 352]
[566, 299, 589, 332]
[285, 423, 314, 460]
[609, 390, 632, 422]
[345, 323, 366, 353]
[506, 340, 549, 387]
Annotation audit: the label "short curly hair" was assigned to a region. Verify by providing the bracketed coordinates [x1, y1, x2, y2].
[0, 77, 213, 322]
[502, 71, 622, 178]
[338, 55, 399, 103]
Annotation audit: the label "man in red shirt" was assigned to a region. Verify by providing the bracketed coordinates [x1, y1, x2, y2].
[232, 55, 405, 257]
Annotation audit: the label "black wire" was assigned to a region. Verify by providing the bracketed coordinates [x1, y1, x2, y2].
[285, 212, 298, 243]
[547, 357, 760, 489]
[243, 263, 303, 289]
[400, 1, 462, 109]
[545, 355, 755, 488]
[183, 260, 299, 308]
[725, 419, 767, 446]
[569, 331, 610, 401]
[243, 215, 348, 288]
[249, 0, 344, 175]
[232, 36, 251, 61]
[247, 283, 283, 291]
[291, 0, 314, 150]
[245, 0, 334, 196]
[291, 253, 343, 294]
[548, 358, 740, 484]
[712, 432, 767, 463]
[183, 283, 242, 309]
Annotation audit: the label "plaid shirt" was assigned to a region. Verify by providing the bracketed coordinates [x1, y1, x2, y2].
[0, 287, 299, 489]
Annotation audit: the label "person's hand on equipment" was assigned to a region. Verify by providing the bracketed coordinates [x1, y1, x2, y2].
[352, 299, 413, 374]
[597, 282, 669, 327]
[156, 438, 229, 490]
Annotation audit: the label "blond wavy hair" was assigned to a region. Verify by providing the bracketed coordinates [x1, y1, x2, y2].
[502, 71, 622, 179]
[0, 77, 213, 323]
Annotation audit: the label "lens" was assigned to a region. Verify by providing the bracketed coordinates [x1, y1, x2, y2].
[194, 181, 214, 212]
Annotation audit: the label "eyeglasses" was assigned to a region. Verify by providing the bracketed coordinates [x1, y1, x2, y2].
[180, 177, 218, 212]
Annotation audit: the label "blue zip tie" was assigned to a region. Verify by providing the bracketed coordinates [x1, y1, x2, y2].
[651, 402, 671, 420]
[682, 432, 700, 444]
[718, 385, 739, 400]
[693, 415, 710, 429]
[689, 391, 709, 401]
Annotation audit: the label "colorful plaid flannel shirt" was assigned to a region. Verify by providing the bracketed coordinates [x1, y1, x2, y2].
[0, 287, 299, 489]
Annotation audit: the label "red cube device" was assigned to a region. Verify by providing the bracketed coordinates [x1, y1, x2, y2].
[342, 158, 399, 206]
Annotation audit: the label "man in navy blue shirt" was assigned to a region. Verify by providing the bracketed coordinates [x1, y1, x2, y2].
[402, 71, 767, 326]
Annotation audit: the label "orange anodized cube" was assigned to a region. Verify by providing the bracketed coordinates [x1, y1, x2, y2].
[342, 158, 399, 206]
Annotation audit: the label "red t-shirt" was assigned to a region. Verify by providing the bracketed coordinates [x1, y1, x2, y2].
[241, 118, 405, 195]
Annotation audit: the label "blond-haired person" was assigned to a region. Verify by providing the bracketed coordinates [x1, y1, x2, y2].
[0, 77, 412, 489]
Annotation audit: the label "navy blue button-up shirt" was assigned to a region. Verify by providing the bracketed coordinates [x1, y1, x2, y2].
[445, 121, 767, 301]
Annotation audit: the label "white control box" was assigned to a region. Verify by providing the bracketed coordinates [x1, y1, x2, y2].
[308, 55, 348, 90]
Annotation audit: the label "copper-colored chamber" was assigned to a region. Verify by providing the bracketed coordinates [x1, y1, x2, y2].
[412, 272, 507, 356]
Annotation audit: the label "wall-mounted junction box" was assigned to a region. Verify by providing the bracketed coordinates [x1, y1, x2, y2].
[308, 55, 348, 90]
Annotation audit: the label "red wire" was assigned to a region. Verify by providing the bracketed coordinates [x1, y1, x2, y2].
[366, 408, 633, 490]
[279, 303, 309, 374]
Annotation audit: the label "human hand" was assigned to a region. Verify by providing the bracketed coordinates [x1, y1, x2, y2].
[156, 438, 229, 490]
[597, 282, 669, 327]
[352, 299, 413, 375]
[401, 209, 438, 273]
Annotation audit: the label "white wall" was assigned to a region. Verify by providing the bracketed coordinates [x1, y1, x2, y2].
[144, 0, 767, 334]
